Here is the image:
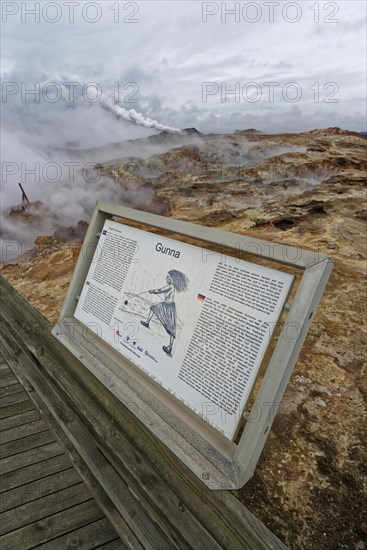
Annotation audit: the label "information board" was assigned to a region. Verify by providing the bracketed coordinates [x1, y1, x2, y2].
[75, 219, 294, 439]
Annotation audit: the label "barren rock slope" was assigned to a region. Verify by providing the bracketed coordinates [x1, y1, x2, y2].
[1, 128, 366, 549]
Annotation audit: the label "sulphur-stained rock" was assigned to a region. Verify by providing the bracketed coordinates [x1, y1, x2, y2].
[1, 127, 366, 549]
[35, 235, 60, 251]
[1, 243, 79, 323]
[7, 201, 50, 225]
[53, 220, 88, 242]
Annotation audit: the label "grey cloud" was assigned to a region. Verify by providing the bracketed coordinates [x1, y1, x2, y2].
[1, 1, 366, 180]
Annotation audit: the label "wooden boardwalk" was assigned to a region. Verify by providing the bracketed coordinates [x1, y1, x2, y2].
[0, 275, 288, 550]
[0, 356, 123, 550]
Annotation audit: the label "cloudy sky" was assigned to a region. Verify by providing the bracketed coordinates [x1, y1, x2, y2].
[1, 0, 366, 148]
[0, 1, 365, 256]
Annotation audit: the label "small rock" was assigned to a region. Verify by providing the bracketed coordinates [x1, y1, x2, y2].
[315, 397, 327, 408]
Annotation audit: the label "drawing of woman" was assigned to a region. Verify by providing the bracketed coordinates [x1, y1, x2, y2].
[140, 270, 189, 356]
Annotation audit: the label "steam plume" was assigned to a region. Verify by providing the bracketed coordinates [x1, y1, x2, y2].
[102, 96, 182, 134]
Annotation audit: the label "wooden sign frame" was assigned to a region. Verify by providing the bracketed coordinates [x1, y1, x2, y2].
[52, 201, 333, 489]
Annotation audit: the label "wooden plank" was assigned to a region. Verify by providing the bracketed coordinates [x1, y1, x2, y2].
[96, 540, 128, 550]
[0, 399, 35, 420]
[0, 368, 12, 379]
[0, 500, 104, 550]
[0, 391, 29, 408]
[0, 383, 24, 398]
[0, 409, 42, 432]
[0, 275, 287, 549]
[0, 482, 91, 535]
[35, 518, 121, 550]
[1, 441, 63, 475]
[0, 453, 72, 493]
[0, 468, 81, 513]
[0, 376, 19, 389]
[0, 419, 49, 444]
[0, 430, 56, 460]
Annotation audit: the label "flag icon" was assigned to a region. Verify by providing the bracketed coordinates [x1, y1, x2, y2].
[102, 230, 107, 235]
[197, 293, 206, 302]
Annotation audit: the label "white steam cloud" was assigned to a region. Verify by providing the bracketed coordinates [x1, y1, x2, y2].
[102, 95, 182, 134]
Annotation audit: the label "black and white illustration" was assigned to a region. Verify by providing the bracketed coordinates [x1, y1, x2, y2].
[139, 270, 189, 357]
[117, 269, 189, 357]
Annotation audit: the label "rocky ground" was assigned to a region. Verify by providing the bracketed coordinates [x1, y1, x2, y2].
[1, 127, 366, 549]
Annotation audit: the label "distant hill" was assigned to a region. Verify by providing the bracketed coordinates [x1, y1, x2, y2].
[233, 129, 263, 135]
[182, 127, 202, 135]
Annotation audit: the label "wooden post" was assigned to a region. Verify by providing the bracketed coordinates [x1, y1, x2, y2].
[18, 183, 30, 210]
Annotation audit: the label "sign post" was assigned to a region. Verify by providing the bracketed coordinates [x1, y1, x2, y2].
[53, 201, 333, 489]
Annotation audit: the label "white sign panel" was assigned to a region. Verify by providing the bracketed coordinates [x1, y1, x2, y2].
[75, 220, 294, 439]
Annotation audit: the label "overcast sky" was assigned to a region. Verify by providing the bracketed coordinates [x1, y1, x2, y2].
[1, 0, 366, 148]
